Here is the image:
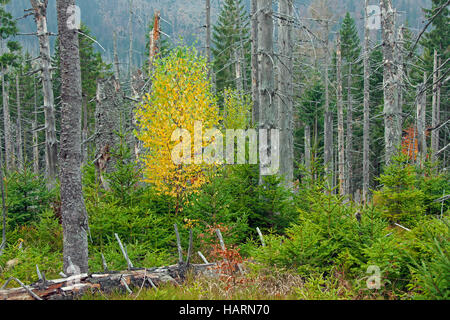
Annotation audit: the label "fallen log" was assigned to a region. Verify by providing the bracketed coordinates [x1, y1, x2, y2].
[0, 263, 215, 300]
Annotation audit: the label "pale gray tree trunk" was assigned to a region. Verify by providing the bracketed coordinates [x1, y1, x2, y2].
[0, 145, 6, 255]
[431, 49, 439, 161]
[363, 0, 371, 204]
[33, 77, 39, 175]
[57, 0, 89, 274]
[2, 72, 14, 172]
[396, 26, 405, 127]
[323, 21, 333, 188]
[234, 48, 243, 93]
[94, 76, 123, 190]
[128, 0, 133, 81]
[250, 0, 259, 126]
[113, 30, 120, 83]
[81, 97, 88, 164]
[30, 0, 58, 187]
[346, 63, 353, 196]
[416, 73, 427, 167]
[336, 36, 345, 196]
[15, 74, 24, 171]
[278, 0, 294, 188]
[258, 0, 276, 182]
[305, 124, 311, 174]
[235, 0, 248, 93]
[380, 0, 400, 165]
[206, 0, 211, 75]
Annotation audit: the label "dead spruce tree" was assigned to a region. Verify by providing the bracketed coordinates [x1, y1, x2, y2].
[258, 0, 276, 182]
[323, 20, 333, 189]
[380, 0, 401, 165]
[250, 0, 259, 126]
[362, 0, 371, 203]
[15, 74, 24, 171]
[30, 0, 58, 187]
[277, 0, 294, 188]
[431, 49, 440, 161]
[1, 71, 14, 171]
[336, 35, 345, 196]
[416, 73, 427, 167]
[94, 76, 123, 190]
[56, 0, 89, 274]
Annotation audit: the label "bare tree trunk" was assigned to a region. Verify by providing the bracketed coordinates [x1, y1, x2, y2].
[30, 0, 58, 187]
[336, 36, 345, 196]
[33, 77, 39, 175]
[206, 0, 211, 68]
[323, 21, 333, 188]
[234, 49, 243, 93]
[346, 63, 353, 196]
[278, 0, 294, 188]
[380, 0, 400, 165]
[431, 49, 439, 161]
[416, 73, 427, 166]
[113, 30, 120, 83]
[233, 0, 247, 94]
[94, 76, 123, 190]
[128, 0, 133, 81]
[57, 0, 89, 275]
[250, 0, 259, 126]
[305, 124, 311, 174]
[258, 0, 276, 181]
[2, 71, 14, 172]
[81, 97, 88, 164]
[396, 26, 405, 129]
[363, 0, 371, 204]
[0, 145, 6, 255]
[15, 74, 24, 171]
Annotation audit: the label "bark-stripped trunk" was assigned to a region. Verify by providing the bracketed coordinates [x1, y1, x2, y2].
[33, 77, 39, 175]
[234, 49, 243, 93]
[128, 0, 133, 81]
[250, 0, 259, 126]
[363, 0, 371, 204]
[30, 0, 58, 187]
[94, 76, 123, 190]
[57, 0, 89, 275]
[2, 72, 14, 172]
[131, 70, 145, 160]
[431, 49, 439, 161]
[305, 124, 311, 174]
[81, 97, 88, 164]
[396, 26, 404, 127]
[235, 0, 248, 93]
[416, 73, 427, 166]
[206, 0, 211, 68]
[380, 0, 400, 165]
[15, 74, 24, 171]
[346, 63, 353, 196]
[336, 36, 345, 196]
[0, 145, 6, 255]
[113, 30, 120, 83]
[258, 0, 276, 181]
[278, 0, 294, 188]
[323, 21, 333, 188]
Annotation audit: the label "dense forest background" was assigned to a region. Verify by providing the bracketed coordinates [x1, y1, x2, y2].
[10, 0, 430, 65]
